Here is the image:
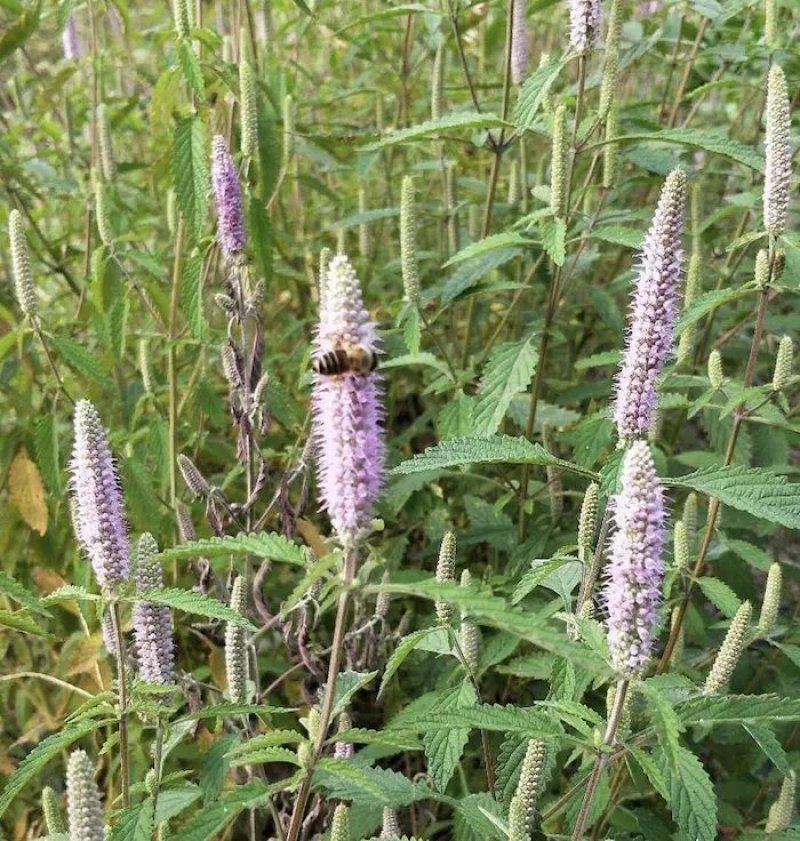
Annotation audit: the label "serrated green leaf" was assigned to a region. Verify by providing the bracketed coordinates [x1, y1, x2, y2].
[172, 782, 271, 841]
[33, 414, 61, 494]
[154, 785, 202, 823]
[0, 1, 40, 62]
[540, 218, 566, 266]
[176, 40, 204, 97]
[248, 194, 273, 285]
[675, 285, 755, 334]
[361, 112, 511, 150]
[41, 585, 101, 605]
[640, 680, 684, 771]
[441, 248, 521, 304]
[199, 734, 238, 804]
[314, 760, 433, 808]
[51, 336, 112, 388]
[443, 232, 532, 269]
[512, 556, 577, 605]
[514, 54, 569, 131]
[179, 253, 205, 340]
[108, 799, 154, 841]
[677, 694, 800, 725]
[391, 435, 597, 479]
[697, 576, 741, 618]
[389, 702, 559, 737]
[177, 703, 294, 722]
[136, 588, 255, 628]
[0, 717, 115, 819]
[743, 723, 790, 774]
[379, 628, 439, 697]
[473, 337, 538, 437]
[628, 746, 670, 801]
[172, 116, 210, 238]
[0, 608, 52, 638]
[423, 682, 476, 791]
[331, 670, 378, 717]
[669, 465, 800, 529]
[229, 746, 300, 767]
[158, 532, 307, 565]
[657, 745, 717, 841]
[0, 570, 50, 616]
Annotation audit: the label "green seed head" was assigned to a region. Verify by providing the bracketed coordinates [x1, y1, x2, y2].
[598, 0, 622, 120]
[507, 794, 530, 841]
[677, 254, 702, 365]
[381, 807, 401, 838]
[704, 600, 752, 695]
[239, 44, 258, 159]
[173, 0, 191, 39]
[225, 575, 249, 703]
[602, 108, 620, 189]
[330, 804, 350, 841]
[435, 532, 457, 624]
[358, 186, 370, 258]
[673, 520, 689, 571]
[516, 739, 546, 833]
[42, 786, 66, 835]
[578, 483, 600, 555]
[96, 104, 115, 182]
[682, 492, 698, 544]
[431, 42, 445, 121]
[95, 182, 113, 247]
[765, 771, 796, 833]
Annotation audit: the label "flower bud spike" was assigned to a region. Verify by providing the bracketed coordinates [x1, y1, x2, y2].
[703, 600, 752, 695]
[239, 38, 258, 160]
[568, 0, 601, 54]
[516, 739, 546, 833]
[225, 575, 249, 703]
[764, 0, 778, 50]
[602, 107, 620, 189]
[511, 0, 530, 86]
[318, 246, 332, 310]
[771, 335, 793, 392]
[598, 0, 622, 120]
[66, 750, 105, 841]
[764, 64, 792, 236]
[42, 786, 66, 835]
[673, 520, 689, 571]
[173, 0, 191, 39]
[435, 531, 457, 624]
[431, 42, 445, 120]
[177, 454, 210, 498]
[578, 482, 600, 557]
[508, 157, 521, 210]
[613, 169, 685, 440]
[96, 104, 115, 182]
[677, 253, 702, 366]
[358, 186, 370, 259]
[133, 533, 176, 686]
[381, 807, 402, 838]
[375, 570, 391, 618]
[508, 794, 530, 841]
[765, 771, 796, 833]
[400, 175, 420, 306]
[334, 712, 354, 759]
[69, 401, 130, 589]
[757, 562, 782, 637]
[282, 94, 294, 170]
[550, 105, 568, 219]
[9, 209, 37, 318]
[604, 441, 666, 677]
[330, 804, 350, 841]
[94, 183, 113, 247]
[682, 492, 698, 544]
[708, 349, 723, 391]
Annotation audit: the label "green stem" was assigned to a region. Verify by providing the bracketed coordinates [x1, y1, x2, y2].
[111, 602, 131, 807]
[167, 219, 186, 509]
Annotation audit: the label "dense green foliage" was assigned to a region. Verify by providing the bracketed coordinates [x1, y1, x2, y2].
[1, 1, 799, 840]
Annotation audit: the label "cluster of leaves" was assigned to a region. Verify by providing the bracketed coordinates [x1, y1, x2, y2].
[1, 1, 799, 841]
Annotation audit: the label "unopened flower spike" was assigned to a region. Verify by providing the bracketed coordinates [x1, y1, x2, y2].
[550, 105, 568, 219]
[771, 336, 793, 392]
[431, 42, 445, 120]
[764, 64, 792, 236]
[318, 246, 332, 310]
[330, 804, 350, 841]
[9, 209, 37, 318]
[173, 0, 191, 39]
[358, 186, 370, 258]
[604, 441, 666, 677]
[677, 254, 702, 366]
[598, 0, 622, 120]
[508, 794, 530, 841]
[334, 712, 354, 759]
[69, 401, 130, 589]
[96, 104, 115, 182]
[765, 772, 796, 833]
[578, 482, 599, 557]
[381, 807, 402, 838]
[682, 492, 698, 543]
[211, 135, 246, 259]
[764, 0, 778, 50]
[239, 37, 258, 160]
[177, 454, 210, 498]
[435, 531, 457, 625]
[757, 562, 782, 637]
[673, 520, 689, 570]
[613, 169, 686, 440]
[511, 0, 530, 85]
[703, 600, 752, 695]
[460, 569, 479, 671]
[516, 739, 547, 833]
[42, 786, 66, 835]
[95, 183, 113, 247]
[400, 175, 420, 306]
[708, 349, 723, 391]
[312, 253, 386, 545]
[282, 94, 294, 169]
[602, 108, 620, 189]
[225, 575, 249, 703]
[567, 0, 601, 54]
[133, 533, 176, 686]
[66, 750, 105, 841]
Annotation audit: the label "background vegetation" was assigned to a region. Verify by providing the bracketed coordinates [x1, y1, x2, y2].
[0, 0, 799, 840]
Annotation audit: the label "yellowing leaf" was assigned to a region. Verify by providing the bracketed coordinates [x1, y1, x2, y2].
[8, 449, 48, 535]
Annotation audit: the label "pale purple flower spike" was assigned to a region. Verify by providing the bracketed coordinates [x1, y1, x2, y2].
[312, 254, 385, 545]
[511, 0, 530, 85]
[69, 401, 130, 589]
[211, 134, 246, 258]
[62, 15, 82, 61]
[604, 441, 666, 677]
[133, 533, 176, 685]
[567, 0, 601, 53]
[613, 168, 686, 441]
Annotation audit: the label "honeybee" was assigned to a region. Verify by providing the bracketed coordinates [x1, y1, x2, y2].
[313, 343, 378, 376]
